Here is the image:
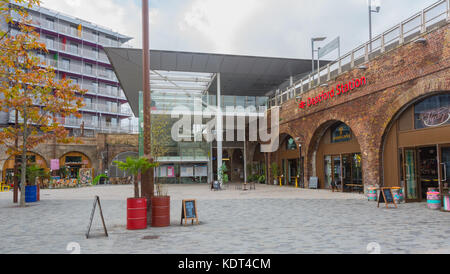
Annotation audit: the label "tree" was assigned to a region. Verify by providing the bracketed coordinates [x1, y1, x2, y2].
[114, 157, 158, 198]
[0, 0, 86, 206]
[150, 114, 171, 184]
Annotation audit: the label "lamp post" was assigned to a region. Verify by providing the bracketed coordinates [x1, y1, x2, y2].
[311, 37, 326, 73]
[141, 0, 154, 211]
[368, 0, 381, 51]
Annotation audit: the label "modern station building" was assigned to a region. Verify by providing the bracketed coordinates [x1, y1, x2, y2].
[106, 0, 449, 204]
[105, 48, 326, 183]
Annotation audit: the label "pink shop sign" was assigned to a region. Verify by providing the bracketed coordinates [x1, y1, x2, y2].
[50, 159, 59, 171]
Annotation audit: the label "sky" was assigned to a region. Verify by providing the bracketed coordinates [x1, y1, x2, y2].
[39, 0, 440, 60]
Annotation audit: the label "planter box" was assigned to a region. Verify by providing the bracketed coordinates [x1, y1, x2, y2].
[25, 185, 37, 203]
[151, 196, 170, 227]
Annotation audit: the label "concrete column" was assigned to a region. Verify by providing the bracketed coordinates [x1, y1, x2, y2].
[217, 73, 223, 182]
[244, 141, 247, 183]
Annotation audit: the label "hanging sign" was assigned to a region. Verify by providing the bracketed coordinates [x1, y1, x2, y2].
[318, 36, 340, 59]
[297, 77, 367, 110]
[50, 159, 60, 171]
[167, 166, 175, 178]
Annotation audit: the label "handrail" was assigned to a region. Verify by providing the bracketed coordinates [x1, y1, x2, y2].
[269, 0, 449, 107]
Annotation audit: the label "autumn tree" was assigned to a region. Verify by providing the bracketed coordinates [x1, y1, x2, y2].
[0, 0, 86, 206]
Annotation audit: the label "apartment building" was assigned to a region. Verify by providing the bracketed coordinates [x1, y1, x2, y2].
[2, 3, 137, 136]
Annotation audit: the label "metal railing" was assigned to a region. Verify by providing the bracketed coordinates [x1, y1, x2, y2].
[269, 0, 449, 107]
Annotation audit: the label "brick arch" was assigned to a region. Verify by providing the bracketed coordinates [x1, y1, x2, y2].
[108, 148, 139, 167]
[378, 89, 450, 186]
[377, 78, 450, 151]
[303, 117, 363, 186]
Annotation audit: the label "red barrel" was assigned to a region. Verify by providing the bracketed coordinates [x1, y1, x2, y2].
[127, 198, 147, 230]
[151, 196, 170, 227]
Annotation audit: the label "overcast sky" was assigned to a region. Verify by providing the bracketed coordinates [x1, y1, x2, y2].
[39, 0, 439, 60]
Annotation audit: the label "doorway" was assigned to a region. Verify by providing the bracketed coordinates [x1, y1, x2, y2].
[324, 153, 362, 192]
[401, 145, 450, 202]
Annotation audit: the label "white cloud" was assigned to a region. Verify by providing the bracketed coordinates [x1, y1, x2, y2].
[38, 0, 441, 59]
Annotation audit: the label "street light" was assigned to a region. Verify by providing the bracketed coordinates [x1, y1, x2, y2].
[369, 0, 381, 51]
[311, 37, 327, 73]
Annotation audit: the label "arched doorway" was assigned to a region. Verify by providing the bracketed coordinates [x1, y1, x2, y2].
[274, 134, 301, 186]
[382, 92, 450, 202]
[109, 151, 139, 178]
[2, 152, 48, 187]
[310, 121, 363, 192]
[59, 152, 92, 179]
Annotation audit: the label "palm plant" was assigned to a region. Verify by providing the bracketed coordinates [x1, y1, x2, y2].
[218, 163, 229, 184]
[114, 157, 159, 198]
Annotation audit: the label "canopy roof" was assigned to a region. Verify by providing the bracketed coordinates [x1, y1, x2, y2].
[104, 48, 328, 116]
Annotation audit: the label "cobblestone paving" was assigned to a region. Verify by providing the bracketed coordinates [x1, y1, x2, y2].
[0, 184, 449, 254]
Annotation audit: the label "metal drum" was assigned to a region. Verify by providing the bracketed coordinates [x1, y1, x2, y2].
[127, 198, 147, 230]
[151, 196, 170, 227]
[427, 192, 441, 210]
[367, 187, 377, 201]
[392, 187, 402, 204]
[443, 195, 450, 212]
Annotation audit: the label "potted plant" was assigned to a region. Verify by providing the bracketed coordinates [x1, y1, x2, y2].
[258, 174, 266, 184]
[218, 163, 229, 189]
[151, 183, 170, 227]
[271, 163, 279, 185]
[25, 165, 44, 203]
[115, 157, 158, 230]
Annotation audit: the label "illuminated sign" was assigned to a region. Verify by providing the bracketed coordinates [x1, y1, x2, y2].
[297, 77, 367, 110]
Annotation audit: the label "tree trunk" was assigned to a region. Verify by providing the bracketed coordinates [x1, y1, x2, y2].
[133, 175, 139, 198]
[19, 142, 27, 207]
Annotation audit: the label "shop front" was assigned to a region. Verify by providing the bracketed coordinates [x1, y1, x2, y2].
[278, 136, 301, 186]
[2, 152, 48, 187]
[59, 152, 92, 179]
[383, 93, 450, 202]
[316, 122, 363, 192]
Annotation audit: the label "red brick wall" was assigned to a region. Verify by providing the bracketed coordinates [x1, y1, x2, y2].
[261, 23, 450, 189]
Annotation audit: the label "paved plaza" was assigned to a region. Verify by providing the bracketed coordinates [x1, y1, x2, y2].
[0, 184, 449, 254]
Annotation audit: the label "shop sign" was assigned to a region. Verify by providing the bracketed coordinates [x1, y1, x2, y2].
[419, 107, 450, 127]
[167, 166, 175, 178]
[297, 77, 367, 110]
[331, 124, 352, 143]
[50, 159, 59, 171]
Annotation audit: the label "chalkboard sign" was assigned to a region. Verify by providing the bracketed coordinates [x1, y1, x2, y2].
[181, 199, 199, 226]
[86, 196, 108, 238]
[378, 188, 397, 208]
[309, 177, 319, 189]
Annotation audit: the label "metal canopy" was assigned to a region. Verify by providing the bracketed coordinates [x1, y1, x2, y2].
[104, 47, 327, 116]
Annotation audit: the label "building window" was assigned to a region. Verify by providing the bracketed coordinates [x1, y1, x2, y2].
[45, 18, 54, 30]
[46, 36, 54, 49]
[286, 138, 297, 150]
[84, 63, 93, 74]
[61, 58, 70, 70]
[331, 123, 352, 143]
[414, 94, 450, 129]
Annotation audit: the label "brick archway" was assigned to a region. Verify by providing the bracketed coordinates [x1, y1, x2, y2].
[304, 118, 363, 188]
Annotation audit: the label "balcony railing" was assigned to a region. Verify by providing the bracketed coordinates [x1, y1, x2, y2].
[269, 0, 450, 107]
